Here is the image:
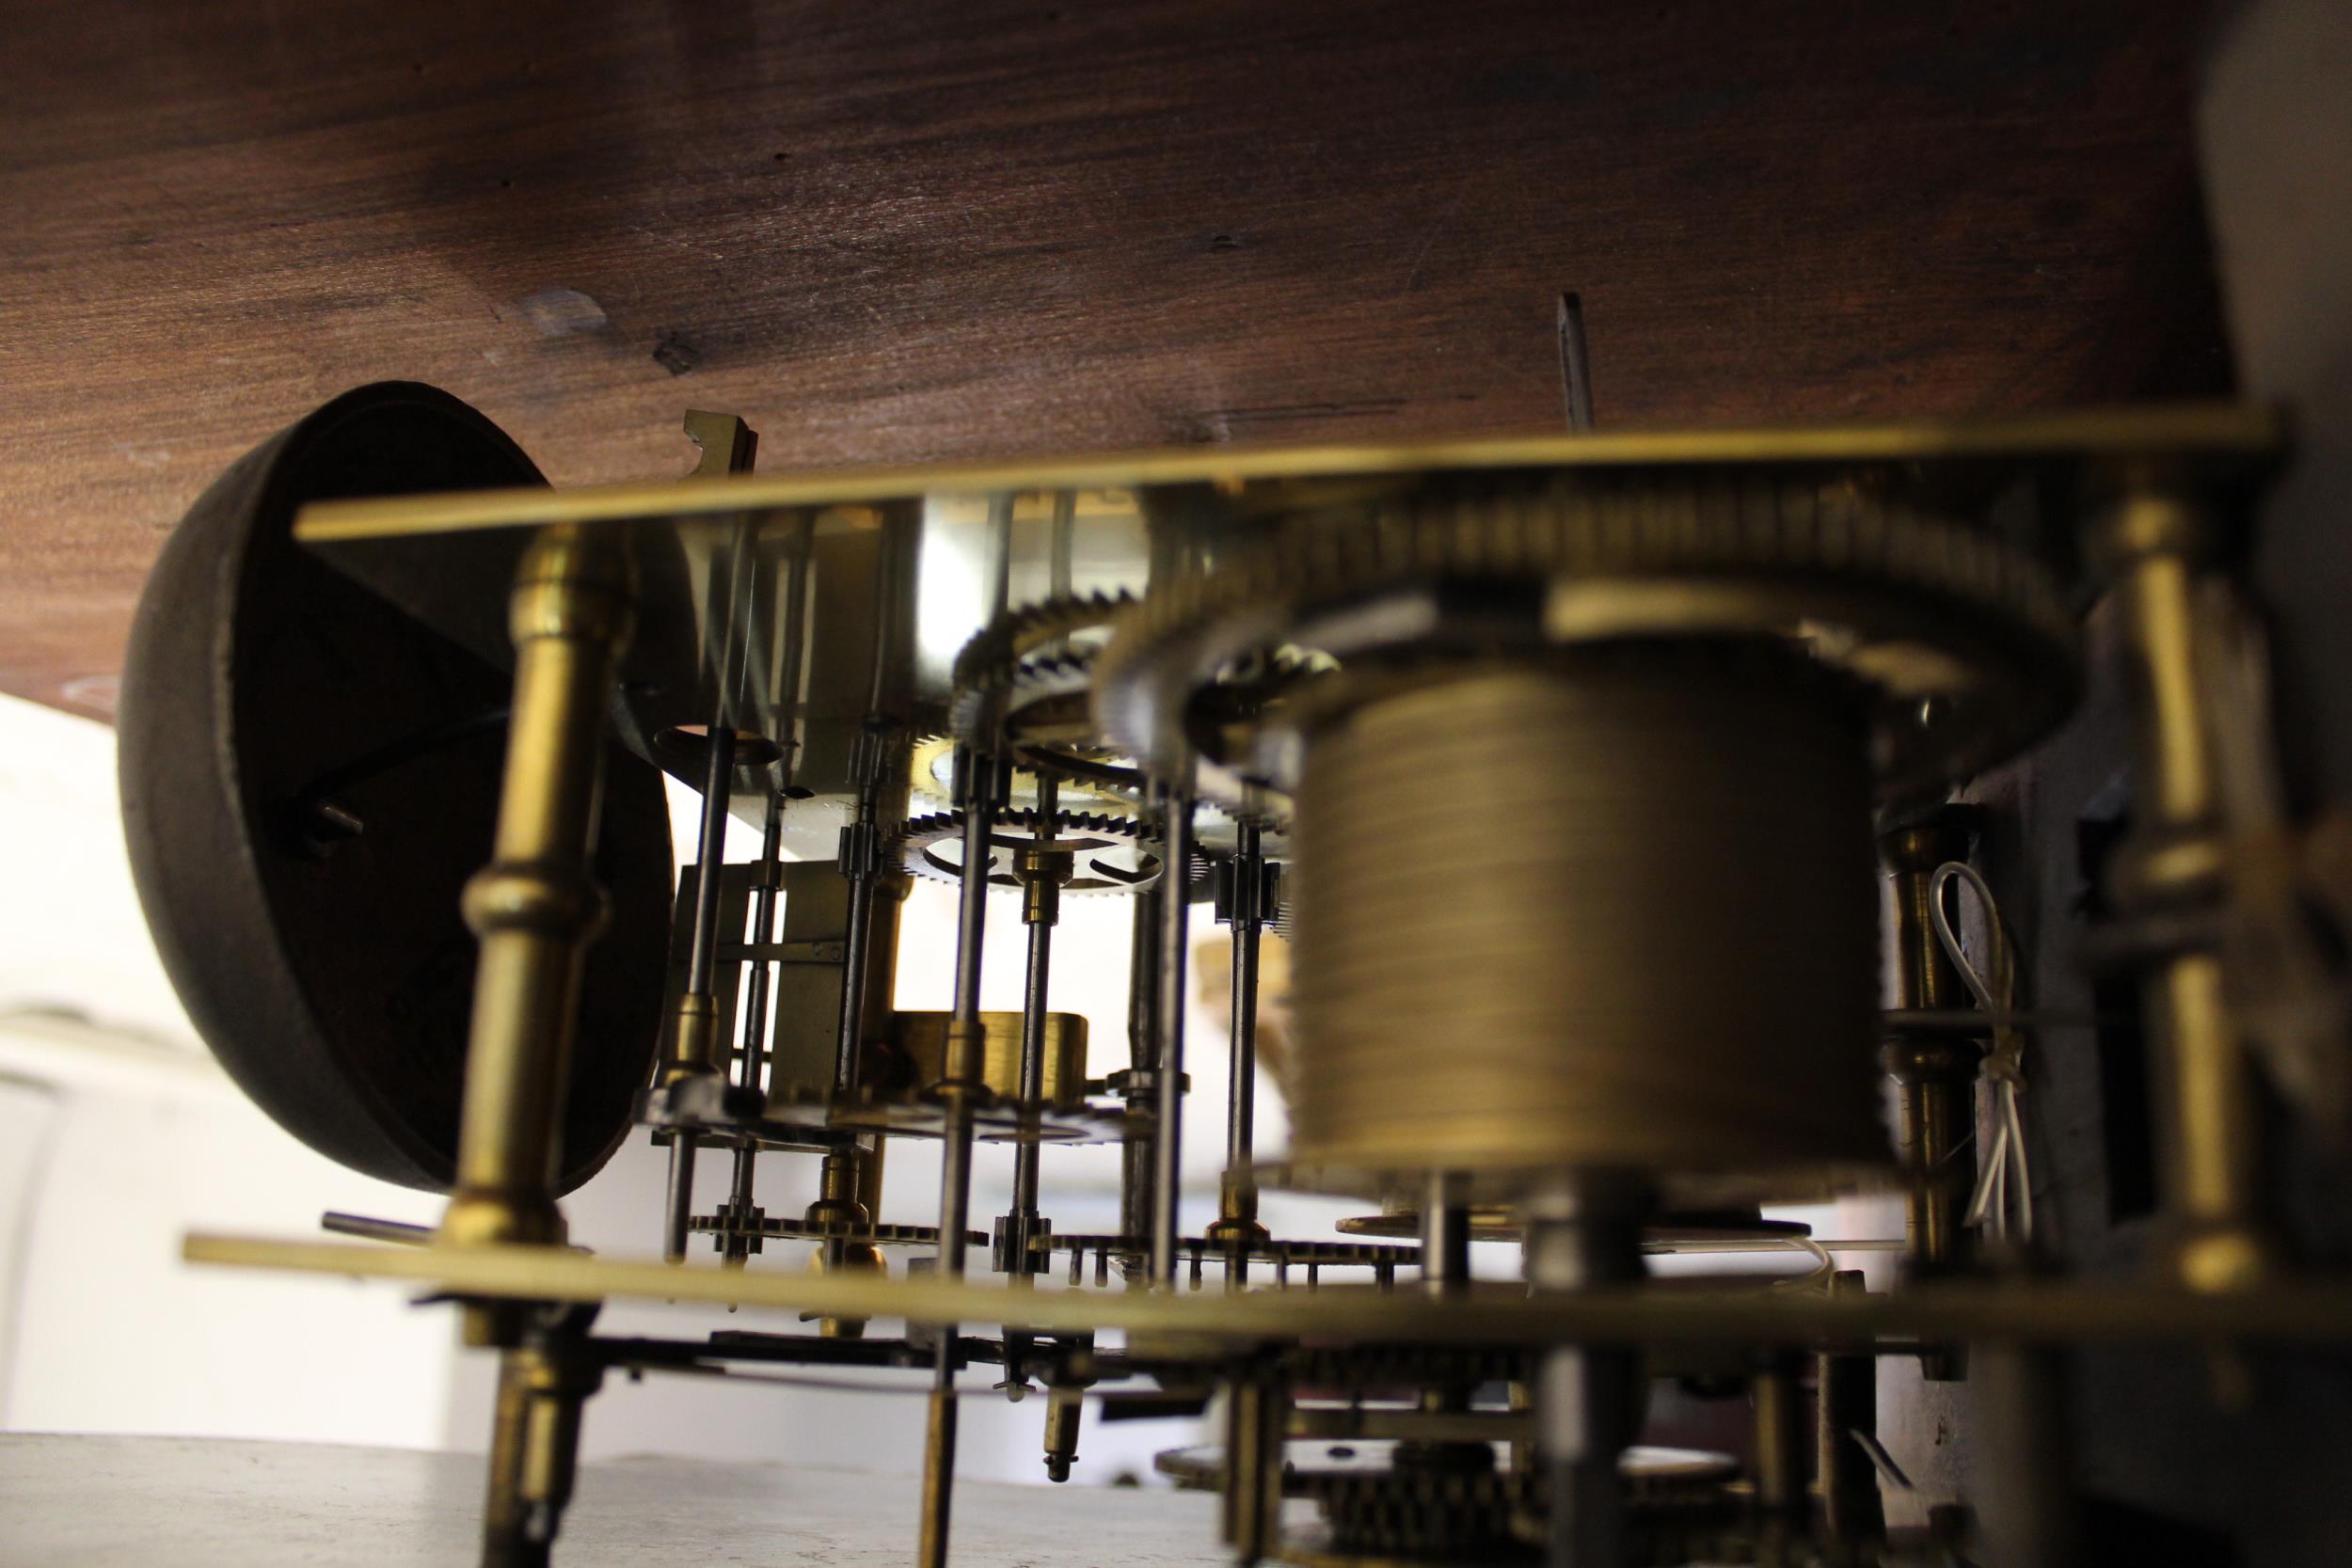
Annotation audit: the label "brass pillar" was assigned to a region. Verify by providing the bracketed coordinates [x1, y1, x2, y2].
[481, 1329, 604, 1568]
[1813, 1271, 1884, 1552]
[2090, 481, 2272, 1292]
[1220, 1368, 1283, 1565]
[480, 1354, 533, 1565]
[1970, 1342, 2078, 1568]
[439, 525, 636, 1337]
[1880, 811, 1981, 1275]
[804, 1149, 885, 1339]
[1750, 1358, 1809, 1568]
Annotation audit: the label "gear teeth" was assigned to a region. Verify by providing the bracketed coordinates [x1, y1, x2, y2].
[946, 592, 1316, 832]
[901, 734, 961, 805]
[887, 805, 1163, 896]
[948, 592, 1136, 749]
[950, 590, 1136, 695]
[1093, 472, 2079, 801]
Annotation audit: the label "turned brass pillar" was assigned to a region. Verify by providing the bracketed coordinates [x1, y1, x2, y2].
[438, 525, 637, 1329]
[2090, 479, 2272, 1292]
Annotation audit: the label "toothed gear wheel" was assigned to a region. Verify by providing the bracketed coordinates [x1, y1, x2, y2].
[950, 594, 1312, 841]
[1093, 472, 2079, 803]
[1303, 1465, 1534, 1560]
[1283, 1344, 1535, 1392]
[993, 643, 1329, 752]
[1300, 1455, 1735, 1564]
[904, 735, 1130, 812]
[1159, 1437, 1735, 1564]
[890, 807, 1166, 895]
[949, 592, 1136, 747]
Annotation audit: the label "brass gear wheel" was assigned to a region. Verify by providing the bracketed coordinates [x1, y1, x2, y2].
[905, 735, 1130, 813]
[889, 807, 1164, 895]
[950, 594, 1312, 838]
[1093, 470, 2079, 804]
[1159, 1436, 1737, 1565]
[948, 592, 1135, 750]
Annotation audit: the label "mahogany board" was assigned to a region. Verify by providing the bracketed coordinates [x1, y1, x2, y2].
[0, 0, 2231, 719]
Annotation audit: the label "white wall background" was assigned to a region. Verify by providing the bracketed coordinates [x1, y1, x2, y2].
[0, 694, 459, 1449]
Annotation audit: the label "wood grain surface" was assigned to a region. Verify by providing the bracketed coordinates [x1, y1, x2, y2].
[0, 0, 2231, 719]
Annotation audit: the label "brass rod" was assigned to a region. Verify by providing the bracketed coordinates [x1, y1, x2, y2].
[1422, 1172, 1470, 1296]
[835, 760, 884, 1093]
[661, 1145, 696, 1268]
[1224, 1371, 1279, 1564]
[739, 794, 783, 1091]
[721, 794, 785, 1263]
[948, 757, 993, 1034]
[1222, 817, 1263, 1252]
[515, 1354, 574, 1563]
[1008, 779, 1058, 1252]
[1152, 781, 1196, 1287]
[683, 725, 738, 994]
[919, 746, 994, 1568]
[915, 1382, 960, 1568]
[834, 515, 897, 1092]
[1014, 914, 1054, 1198]
[1973, 1343, 2079, 1568]
[1814, 1272, 1885, 1548]
[1526, 1201, 1643, 1568]
[661, 712, 739, 1261]
[1119, 880, 1165, 1284]
[1750, 1358, 1807, 1567]
[479, 1351, 533, 1567]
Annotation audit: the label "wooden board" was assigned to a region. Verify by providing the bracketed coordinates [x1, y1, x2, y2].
[0, 0, 2231, 719]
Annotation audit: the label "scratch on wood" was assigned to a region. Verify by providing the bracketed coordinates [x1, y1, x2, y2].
[1400, 183, 1474, 294]
[1183, 399, 1409, 442]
